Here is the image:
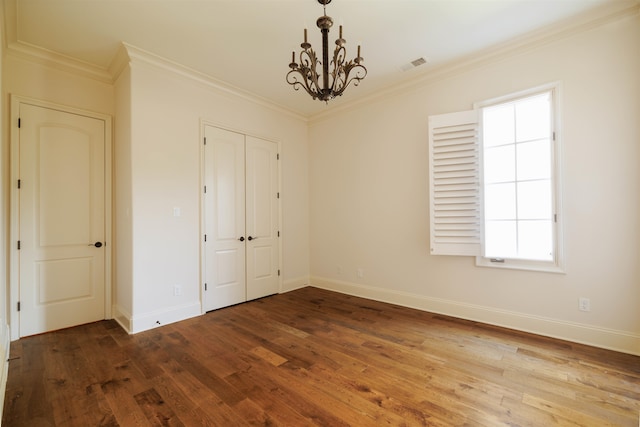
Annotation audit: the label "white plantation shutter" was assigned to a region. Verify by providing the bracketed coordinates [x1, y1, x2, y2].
[428, 110, 481, 256]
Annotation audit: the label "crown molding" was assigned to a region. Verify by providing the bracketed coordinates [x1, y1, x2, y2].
[2, 0, 305, 122]
[4, 0, 636, 123]
[5, 40, 113, 83]
[108, 43, 131, 83]
[118, 43, 307, 122]
[2, 0, 112, 83]
[3, 37, 306, 121]
[308, 0, 640, 124]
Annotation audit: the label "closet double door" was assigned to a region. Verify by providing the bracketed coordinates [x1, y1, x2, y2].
[203, 126, 280, 311]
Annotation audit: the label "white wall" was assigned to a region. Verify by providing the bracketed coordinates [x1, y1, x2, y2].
[3, 56, 114, 115]
[115, 48, 310, 333]
[309, 13, 640, 354]
[0, 9, 9, 417]
[113, 65, 134, 329]
[0, 45, 310, 338]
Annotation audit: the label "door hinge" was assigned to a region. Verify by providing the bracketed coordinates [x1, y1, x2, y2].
[204, 234, 207, 242]
[17, 302, 20, 312]
[204, 137, 207, 145]
[204, 185, 207, 194]
[277, 153, 280, 160]
[17, 179, 21, 189]
[278, 269, 280, 276]
[277, 192, 280, 199]
[552, 131, 556, 141]
[18, 118, 21, 128]
[204, 283, 208, 291]
[277, 231, 280, 237]
[554, 213, 558, 223]
[17, 241, 20, 250]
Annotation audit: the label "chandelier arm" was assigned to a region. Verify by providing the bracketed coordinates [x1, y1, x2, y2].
[301, 48, 322, 95]
[287, 69, 316, 98]
[330, 45, 347, 93]
[334, 62, 367, 97]
[286, 49, 324, 99]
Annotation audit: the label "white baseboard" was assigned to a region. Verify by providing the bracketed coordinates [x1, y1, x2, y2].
[0, 321, 10, 423]
[112, 304, 133, 334]
[113, 302, 201, 334]
[282, 276, 310, 293]
[310, 276, 640, 356]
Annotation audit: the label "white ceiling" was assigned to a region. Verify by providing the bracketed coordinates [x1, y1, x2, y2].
[4, 0, 630, 117]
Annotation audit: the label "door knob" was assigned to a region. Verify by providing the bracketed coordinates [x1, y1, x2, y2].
[238, 236, 245, 242]
[247, 236, 257, 241]
[89, 242, 103, 248]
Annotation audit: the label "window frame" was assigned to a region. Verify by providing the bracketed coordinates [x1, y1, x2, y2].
[427, 82, 564, 273]
[474, 83, 564, 273]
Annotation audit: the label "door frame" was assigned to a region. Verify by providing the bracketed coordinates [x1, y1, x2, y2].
[9, 95, 113, 340]
[199, 120, 283, 313]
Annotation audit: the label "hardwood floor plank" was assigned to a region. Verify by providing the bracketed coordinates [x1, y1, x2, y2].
[149, 373, 220, 426]
[4, 287, 640, 427]
[224, 369, 318, 426]
[521, 393, 623, 427]
[7, 337, 56, 425]
[134, 387, 184, 427]
[160, 333, 246, 407]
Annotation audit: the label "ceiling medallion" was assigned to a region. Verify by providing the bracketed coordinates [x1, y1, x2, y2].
[286, 0, 367, 102]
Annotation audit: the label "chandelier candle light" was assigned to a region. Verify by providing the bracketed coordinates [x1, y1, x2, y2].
[287, 0, 367, 102]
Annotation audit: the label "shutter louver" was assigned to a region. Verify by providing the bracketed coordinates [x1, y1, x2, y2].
[428, 110, 481, 256]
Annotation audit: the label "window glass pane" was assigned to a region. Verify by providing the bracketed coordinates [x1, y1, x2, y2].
[485, 220, 517, 258]
[515, 93, 550, 142]
[518, 220, 553, 260]
[517, 180, 551, 220]
[517, 139, 551, 181]
[484, 145, 515, 184]
[485, 183, 516, 220]
[483, 104, 514, 147]
[481, 88, 557, 265]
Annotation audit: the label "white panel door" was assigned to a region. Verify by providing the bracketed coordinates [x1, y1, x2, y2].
[203, 126, 279, 311]
[245, 136, 279, 301]
[204, 127, 246, 311]
[19, 103, 106, 336]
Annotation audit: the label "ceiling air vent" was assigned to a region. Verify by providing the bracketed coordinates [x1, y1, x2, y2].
[401, 57, 428, 72]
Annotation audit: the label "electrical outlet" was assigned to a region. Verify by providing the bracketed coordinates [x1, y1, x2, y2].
[578, 297, 590, 312]
[174, 285, 182, 296]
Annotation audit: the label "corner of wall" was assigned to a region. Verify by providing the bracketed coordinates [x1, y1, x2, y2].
[129, 302, 201, 334]
[282, 276, 310, 293]
[112, 304, 133, 334]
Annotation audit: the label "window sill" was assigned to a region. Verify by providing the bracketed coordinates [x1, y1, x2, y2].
[475, 256, 565, 274]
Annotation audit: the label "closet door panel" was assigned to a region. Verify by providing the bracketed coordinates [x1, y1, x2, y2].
[245, 136, 279, 300]
[204, 127, 246, 311]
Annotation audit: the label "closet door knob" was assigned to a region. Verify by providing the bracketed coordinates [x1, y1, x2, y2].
[247, 236, 257, 241]
[238, 236, 245, 242]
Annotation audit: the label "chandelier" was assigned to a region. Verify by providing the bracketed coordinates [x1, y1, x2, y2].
[286, 0, 367, 102]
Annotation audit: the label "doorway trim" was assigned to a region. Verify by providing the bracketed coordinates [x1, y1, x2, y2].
[199, 120, 283, 314]
[9, 95, 113, 340]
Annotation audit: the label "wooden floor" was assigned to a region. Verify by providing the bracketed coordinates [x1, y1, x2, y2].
[3, 287, 639, 426]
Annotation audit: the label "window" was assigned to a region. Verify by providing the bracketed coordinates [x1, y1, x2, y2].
[428, 84, 563, 272]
